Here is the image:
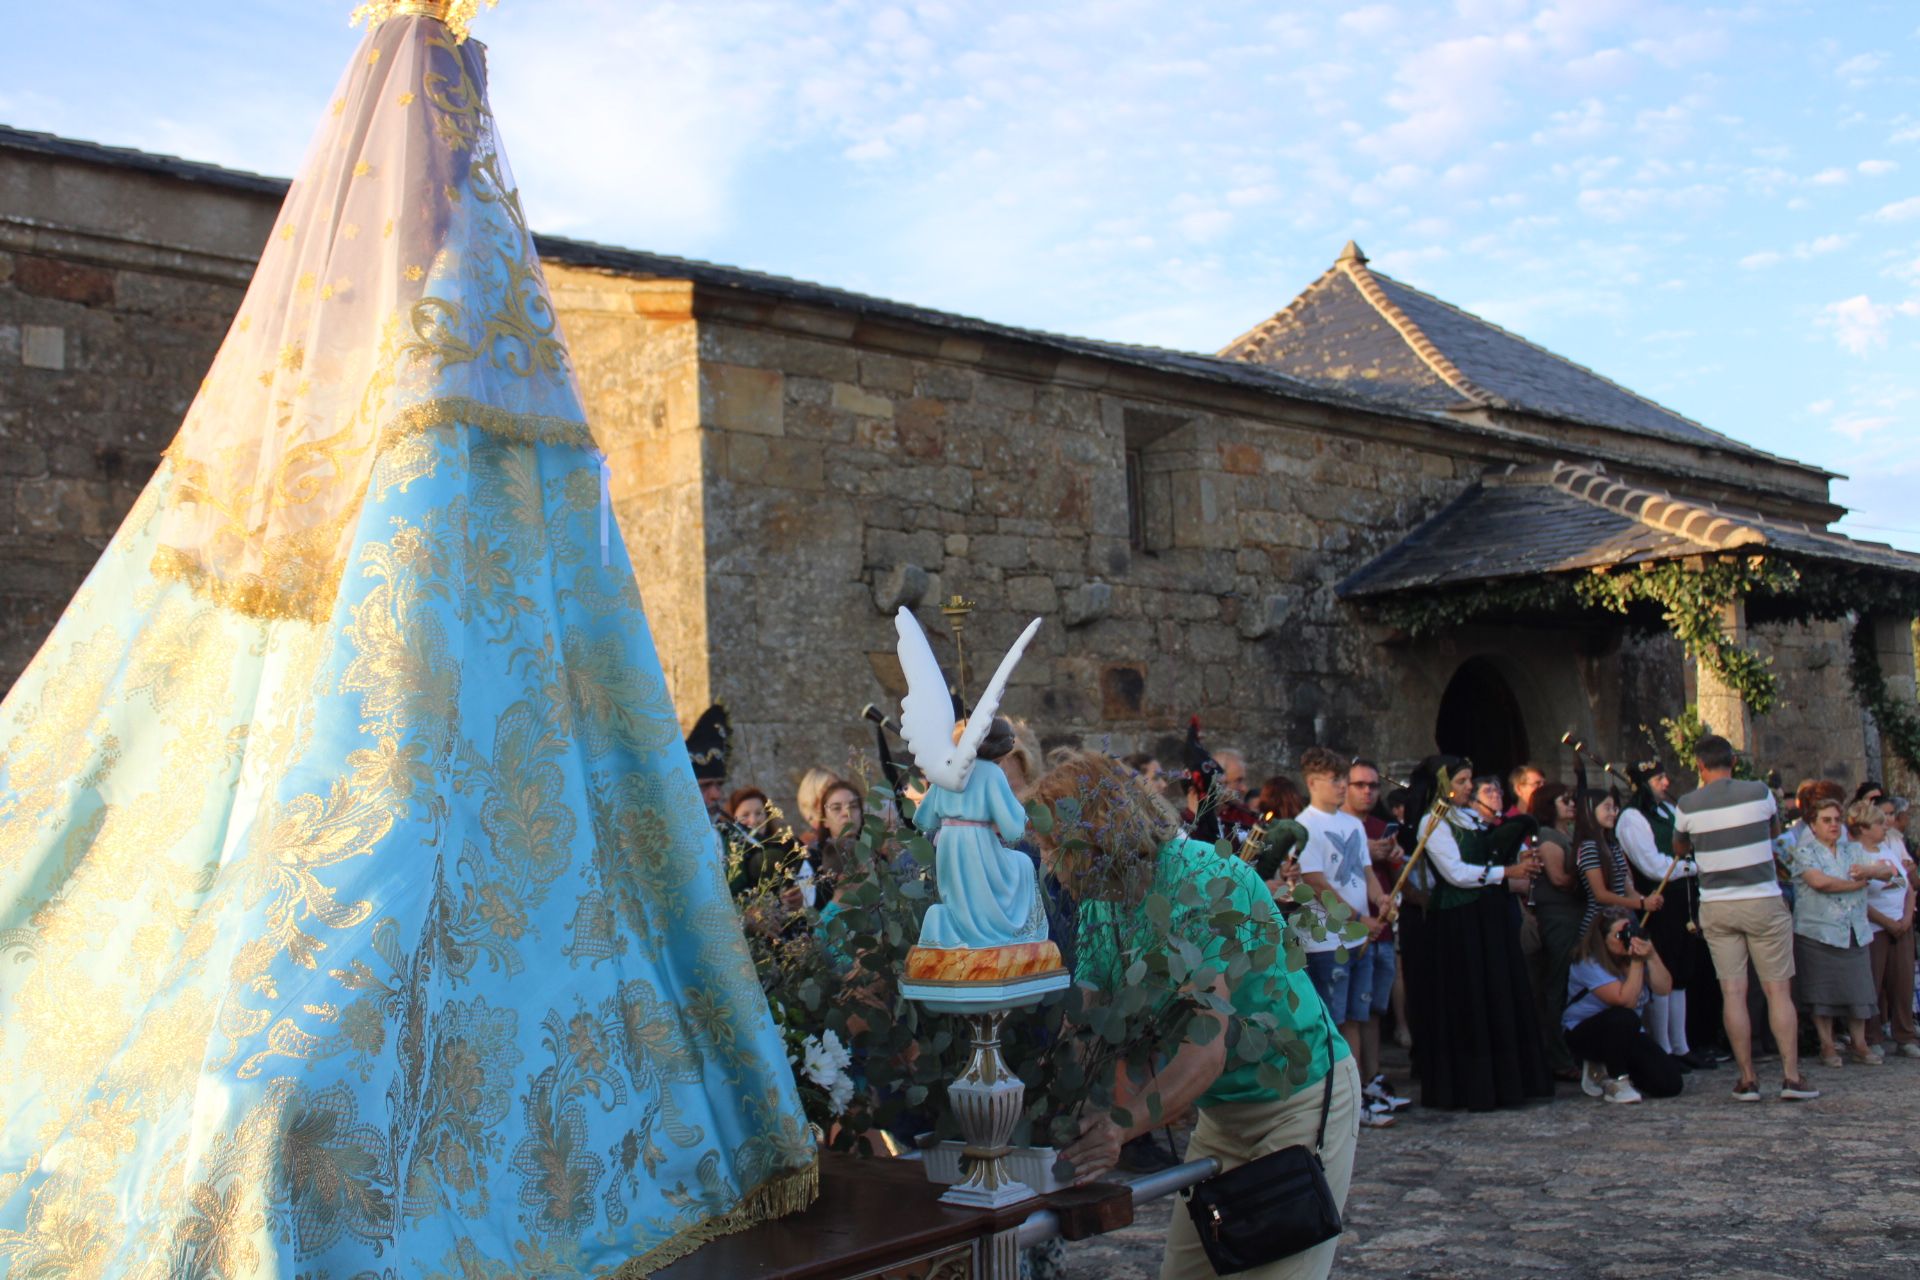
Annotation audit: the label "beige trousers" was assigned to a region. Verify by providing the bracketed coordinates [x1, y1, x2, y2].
[1161, 1057, 1362, 1280]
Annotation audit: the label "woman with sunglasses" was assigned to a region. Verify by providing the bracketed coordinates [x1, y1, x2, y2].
[1562, 907, 1684, 1103]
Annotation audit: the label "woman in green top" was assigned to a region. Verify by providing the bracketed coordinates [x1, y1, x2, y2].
[1031, 752, 1359, 1280]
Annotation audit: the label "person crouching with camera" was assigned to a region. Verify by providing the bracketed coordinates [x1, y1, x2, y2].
[1562, 908, 1686, 1103]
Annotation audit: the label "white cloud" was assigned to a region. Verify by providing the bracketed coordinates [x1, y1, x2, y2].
[1808, 399, 1834, 415]
[1532, 97, 1609, 144]
[1808, 167, 1850, 186]
[1819, 294, 1920, 355]
[1576, 183, 1722, 222]
[1336, 5, 1400, 40]
[1835, 52, 1886, 81]
[1739, 235, 1849, 269]
[1874, 197, 1920, 222]
[1858, 159, 1898, 176]
[1634, 97, 1703, 148]
[1832, 413, 1898, 441]
[1177, 208, 1235, 242]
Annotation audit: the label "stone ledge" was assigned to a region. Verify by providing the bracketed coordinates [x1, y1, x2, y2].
[0, 216, 259, 286]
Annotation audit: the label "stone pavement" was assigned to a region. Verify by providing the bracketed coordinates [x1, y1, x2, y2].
[1058, 1049, 1920, 1278]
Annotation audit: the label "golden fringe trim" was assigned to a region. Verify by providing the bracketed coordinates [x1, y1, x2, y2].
[152, 396, 599, 623]
[379, 396, 595, 452]
[607, 1154, 821, 1279]
[151, 544, 346, 625]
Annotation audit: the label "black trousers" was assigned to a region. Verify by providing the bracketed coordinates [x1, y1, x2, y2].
[1564, 1006, 1685, 1098]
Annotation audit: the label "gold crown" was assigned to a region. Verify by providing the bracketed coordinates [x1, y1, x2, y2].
[350, 1, 497, 42]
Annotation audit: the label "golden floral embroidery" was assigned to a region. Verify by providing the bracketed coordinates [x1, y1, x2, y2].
[223, 777, 396, 998]
[401, 997, 521, 1224]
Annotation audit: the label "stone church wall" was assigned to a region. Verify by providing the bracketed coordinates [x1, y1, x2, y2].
[682, 306, 1514, 799]
[544, 268, 712, 721]
[0, 157, 274, 690]
[1747, 619, 1874, 786]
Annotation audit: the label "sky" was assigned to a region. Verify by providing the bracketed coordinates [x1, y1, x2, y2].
[4, 1, 1919, 549]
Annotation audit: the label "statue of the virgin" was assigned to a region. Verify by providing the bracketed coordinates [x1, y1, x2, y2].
[0, 4, 813, 1275]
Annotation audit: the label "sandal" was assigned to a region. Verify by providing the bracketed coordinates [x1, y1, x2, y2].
[1851, 1047, 1885, 1066]
[1819, 1051, 1843, 1069]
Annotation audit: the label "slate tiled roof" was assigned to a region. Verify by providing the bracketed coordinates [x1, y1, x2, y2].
[1338, 461, 1920, 598]
[1224, 242, 1811, 468]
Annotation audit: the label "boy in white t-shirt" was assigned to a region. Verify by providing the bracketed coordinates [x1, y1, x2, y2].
[1295, 747, 1389, 1125]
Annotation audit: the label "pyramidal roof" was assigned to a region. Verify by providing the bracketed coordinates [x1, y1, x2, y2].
[1222, 242, 1782, 462]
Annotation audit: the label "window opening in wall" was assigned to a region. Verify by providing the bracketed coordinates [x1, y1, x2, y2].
[1125, 447, 1145, 551]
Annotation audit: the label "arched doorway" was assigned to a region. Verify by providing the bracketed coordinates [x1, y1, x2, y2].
[1435, 656, 1531, 780]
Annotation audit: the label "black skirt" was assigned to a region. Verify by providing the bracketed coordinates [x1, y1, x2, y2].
[1398, 901, 1434, 1069]
[1417, 889, 1556, 1111]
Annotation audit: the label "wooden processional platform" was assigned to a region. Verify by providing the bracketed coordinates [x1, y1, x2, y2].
[656, 1154, 1134, 1280]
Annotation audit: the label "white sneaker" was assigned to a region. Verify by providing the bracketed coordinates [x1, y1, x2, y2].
[1602, 1076, 1642, 1104]
[1359, 1104, 1397, 1129]
[1897, 1043, 1920, 1060]
[1364, 1075, 1413, 1112]
[1580, 1061, 1606, 1099]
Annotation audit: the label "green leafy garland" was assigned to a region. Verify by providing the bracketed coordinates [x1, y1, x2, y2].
[1849, 615, 1920, 777]
[1579, 559, 1797, 715]
[1376, 553, 1920, 748]
[1380, 557, 1798, 715]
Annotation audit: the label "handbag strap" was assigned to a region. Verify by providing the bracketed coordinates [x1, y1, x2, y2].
[1311, 1008, 1337, 1154]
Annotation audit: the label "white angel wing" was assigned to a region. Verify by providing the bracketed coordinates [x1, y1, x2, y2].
[952, 616, 1043, 779]
[894, 607, 966, 792]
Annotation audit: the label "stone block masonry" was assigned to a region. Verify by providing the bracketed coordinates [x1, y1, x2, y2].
[0, 245, 251, 687]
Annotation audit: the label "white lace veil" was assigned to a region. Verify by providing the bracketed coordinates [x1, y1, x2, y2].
[154, 5, 590, 621]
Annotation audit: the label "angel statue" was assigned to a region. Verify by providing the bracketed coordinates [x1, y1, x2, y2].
[893, 607, 1051, 955]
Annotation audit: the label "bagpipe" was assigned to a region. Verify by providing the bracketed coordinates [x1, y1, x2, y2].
[1243, 811, 1309, 882]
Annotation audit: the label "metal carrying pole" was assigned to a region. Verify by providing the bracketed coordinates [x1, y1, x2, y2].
[1012, 1158, 1224, 1249]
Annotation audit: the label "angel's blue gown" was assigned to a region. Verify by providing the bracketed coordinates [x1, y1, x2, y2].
[915, 763, 1046, 949]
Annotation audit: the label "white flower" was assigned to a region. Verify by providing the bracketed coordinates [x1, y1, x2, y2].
[800, 1030, 856, 1115]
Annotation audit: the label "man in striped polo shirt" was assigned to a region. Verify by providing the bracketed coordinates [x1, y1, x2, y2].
[1673, 735, 1817, 1102]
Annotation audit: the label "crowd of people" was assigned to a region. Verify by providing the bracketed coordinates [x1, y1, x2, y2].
[688, 704, 1919, 1280]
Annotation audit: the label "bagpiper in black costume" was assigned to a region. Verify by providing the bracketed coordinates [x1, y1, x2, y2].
[1405, 754, 1554, 1111]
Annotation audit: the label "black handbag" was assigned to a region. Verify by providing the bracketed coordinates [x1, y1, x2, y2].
[1180, 1025, 1345, 1275]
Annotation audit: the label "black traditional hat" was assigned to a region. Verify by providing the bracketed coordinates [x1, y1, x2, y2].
[685, 704, 731, 783]
[1184, 715, 1223, 790]
[1399, 753, 1468, 857]
[1627, 756, 1668, 817]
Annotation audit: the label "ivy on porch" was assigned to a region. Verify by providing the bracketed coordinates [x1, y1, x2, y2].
[1369, 554, 1920, 774]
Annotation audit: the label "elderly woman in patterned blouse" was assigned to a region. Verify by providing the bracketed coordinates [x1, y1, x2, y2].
[1787, 798, 1901, 1067]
